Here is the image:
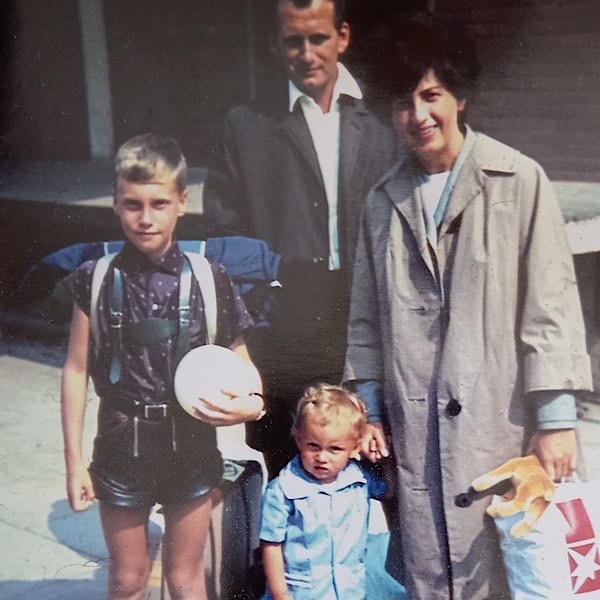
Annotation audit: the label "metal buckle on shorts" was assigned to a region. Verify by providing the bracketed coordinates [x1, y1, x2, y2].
[143, 403, 169, 419]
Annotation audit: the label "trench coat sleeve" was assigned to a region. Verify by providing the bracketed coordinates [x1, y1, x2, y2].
[518, 163, 592, 393]
[203, 108, 247, 237]
[344, 203, 384, 383]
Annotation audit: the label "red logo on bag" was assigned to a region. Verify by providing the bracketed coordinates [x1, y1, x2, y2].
[556, 498, 600, 594]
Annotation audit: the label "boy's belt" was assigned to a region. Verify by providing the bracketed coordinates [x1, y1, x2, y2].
[100, 397, 179, 456]
[104, 397, 172, 420]
[136, 403, 170, 420]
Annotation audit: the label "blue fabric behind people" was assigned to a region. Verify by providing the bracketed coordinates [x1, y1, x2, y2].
[19, 237, 281, 327]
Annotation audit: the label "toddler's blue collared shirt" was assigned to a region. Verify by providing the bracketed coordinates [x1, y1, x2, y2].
[260, 456, 369, 599]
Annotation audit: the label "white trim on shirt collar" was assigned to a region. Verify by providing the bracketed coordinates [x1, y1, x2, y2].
[279, 456, 366, 499]
[288, 62, 362, 113]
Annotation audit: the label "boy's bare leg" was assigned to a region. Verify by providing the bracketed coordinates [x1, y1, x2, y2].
[99, 503, 151, 600]
[162, 494, 213, 600]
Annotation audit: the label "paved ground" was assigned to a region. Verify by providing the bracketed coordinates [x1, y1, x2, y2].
[0, 336, 107, 599]
[1, 333, 599, 599]
[0, 335, 405, 599]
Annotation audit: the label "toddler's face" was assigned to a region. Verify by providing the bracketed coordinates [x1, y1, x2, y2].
[295, 417, 359, 484]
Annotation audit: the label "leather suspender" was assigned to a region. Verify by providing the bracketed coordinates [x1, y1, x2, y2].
[109, 266, 123, 384]
[107, 254, 195, 386]
[175, 256, 193, 363]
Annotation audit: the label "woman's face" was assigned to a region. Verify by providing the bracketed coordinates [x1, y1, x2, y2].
[392, 69, 466, 174]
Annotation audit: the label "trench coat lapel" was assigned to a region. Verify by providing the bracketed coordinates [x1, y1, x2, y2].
[439, 134, 521, 240]
[279, 104, 324, 188]
[384, 159, 437, 278]
[438, 152, 485, 239]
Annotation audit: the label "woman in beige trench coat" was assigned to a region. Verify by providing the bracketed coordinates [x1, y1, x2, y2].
[344, 13, 592, 600]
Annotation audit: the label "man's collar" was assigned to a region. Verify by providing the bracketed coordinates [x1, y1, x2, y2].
[288, 62, 362, 113]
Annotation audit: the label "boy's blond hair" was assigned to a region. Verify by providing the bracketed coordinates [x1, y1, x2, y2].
[114, 133, 187, 192]
[292, 383, 367, 440]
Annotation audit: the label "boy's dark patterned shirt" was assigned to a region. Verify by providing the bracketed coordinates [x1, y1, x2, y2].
[68, 241, 254, 403]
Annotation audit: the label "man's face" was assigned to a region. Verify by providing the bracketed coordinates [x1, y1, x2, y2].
[275, 0, 349, 110]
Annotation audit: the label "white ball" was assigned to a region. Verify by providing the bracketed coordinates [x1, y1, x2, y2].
[174, 344, 261, 419]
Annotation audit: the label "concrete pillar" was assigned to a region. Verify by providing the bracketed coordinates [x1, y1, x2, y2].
[78, 0, 114, 160]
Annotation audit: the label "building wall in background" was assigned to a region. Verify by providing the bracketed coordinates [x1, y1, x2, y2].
[103, 0, 260, 164]
[0, 0, 89, 161]
[440, 0, 600, 182]
[0, 0, 598, 182]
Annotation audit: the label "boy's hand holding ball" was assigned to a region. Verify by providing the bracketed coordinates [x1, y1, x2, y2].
[174, 345, 264, 426]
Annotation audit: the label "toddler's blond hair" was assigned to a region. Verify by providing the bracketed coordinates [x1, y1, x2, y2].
[292, 383, 367, 440]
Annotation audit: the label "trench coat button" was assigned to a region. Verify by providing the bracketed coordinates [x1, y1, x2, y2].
[455, 493, 472, 508]
[446, 398, 462, 417]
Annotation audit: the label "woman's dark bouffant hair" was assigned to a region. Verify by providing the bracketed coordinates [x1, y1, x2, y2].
[364, 11, 481, 107]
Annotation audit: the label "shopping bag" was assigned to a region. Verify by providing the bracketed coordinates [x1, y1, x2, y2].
[492, 476, 600, 599]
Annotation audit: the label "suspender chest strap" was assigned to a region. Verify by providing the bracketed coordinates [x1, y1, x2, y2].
[91, 251, 217, 388]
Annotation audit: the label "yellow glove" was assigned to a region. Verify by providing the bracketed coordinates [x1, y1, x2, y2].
[471, 455, 556, 538]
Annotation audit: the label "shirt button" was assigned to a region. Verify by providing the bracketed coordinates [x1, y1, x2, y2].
[446, 399, 462, 417]
[455, 493, 472, 508]
[151, 303, 159, 311]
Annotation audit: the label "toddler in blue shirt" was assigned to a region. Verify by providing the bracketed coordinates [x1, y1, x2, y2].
[260, 383, 374, 600]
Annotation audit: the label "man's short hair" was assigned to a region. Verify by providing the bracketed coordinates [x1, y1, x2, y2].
[365, 11, 480, 106]
[277, 0, 347, 31]
[114, 133, 187, 192]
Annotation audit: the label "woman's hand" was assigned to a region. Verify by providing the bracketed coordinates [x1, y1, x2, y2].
[526, 428, 577, 481]
[360, 422, 390, 463]
[193, 390, 265, 426]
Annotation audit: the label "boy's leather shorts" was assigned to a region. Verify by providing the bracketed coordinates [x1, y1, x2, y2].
[89, 400, 223, 508]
